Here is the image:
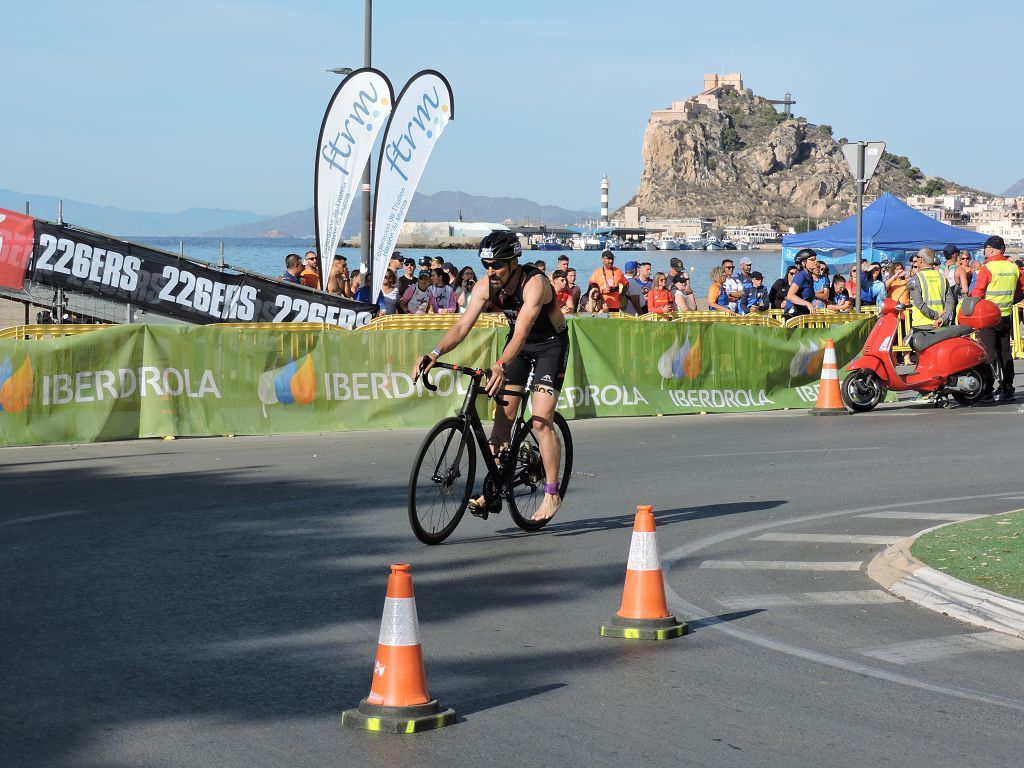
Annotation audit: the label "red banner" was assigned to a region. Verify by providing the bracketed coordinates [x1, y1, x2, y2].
[0, 208, 34, 289]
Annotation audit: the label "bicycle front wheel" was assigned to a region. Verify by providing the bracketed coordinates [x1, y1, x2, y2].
[505, 412, 573, 531]
[408, 417, 475, 544]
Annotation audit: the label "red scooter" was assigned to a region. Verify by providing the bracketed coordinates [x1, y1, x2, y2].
[841, 297, 999, 411]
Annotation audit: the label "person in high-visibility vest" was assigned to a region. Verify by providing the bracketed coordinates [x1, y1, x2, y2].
[969, 235, 1024, 401]
[907, 247, 953, 332]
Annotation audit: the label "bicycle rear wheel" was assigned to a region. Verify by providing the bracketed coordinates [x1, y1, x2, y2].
[408, 417, 475, 544]
[505, 412, 573, 531]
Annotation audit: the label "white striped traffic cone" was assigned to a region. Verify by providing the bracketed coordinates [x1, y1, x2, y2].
[342, 564, 455, 734]
[810, 338, 849, 415]
[601, 505, 687, 640]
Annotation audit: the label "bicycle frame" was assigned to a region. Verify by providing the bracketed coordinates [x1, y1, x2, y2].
[424, 361, 533, 493]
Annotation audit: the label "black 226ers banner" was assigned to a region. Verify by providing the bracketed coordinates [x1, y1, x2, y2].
[29, 221, 377, 327]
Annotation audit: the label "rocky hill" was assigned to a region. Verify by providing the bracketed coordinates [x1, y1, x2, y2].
[625, 87, 973, 225]
[1004, 178, 1024, 197]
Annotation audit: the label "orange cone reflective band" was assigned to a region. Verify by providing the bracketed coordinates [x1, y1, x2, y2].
[601, 505, 687, 641]
[342, 564, 455, 734]
[810, 338, 849, 415]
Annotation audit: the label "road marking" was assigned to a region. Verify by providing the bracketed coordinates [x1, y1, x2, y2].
[718, 590, 900, 610]
[0, 510, 87, 527]
[858, 632, 1024, 665]
[699, 560, 863, 571]
[661, 490, 1024, 711]
[857, 511, 986, 521]
[753, 533, 902, 545]
[680, 446, 885, 460]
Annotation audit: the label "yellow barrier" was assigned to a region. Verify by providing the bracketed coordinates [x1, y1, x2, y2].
[785, 311, 878, 330]
[638, 311, 784, 327]
[358, 312, 508, 331]
[0, 324, 113, 340]
[1013, 304, 1024, 360]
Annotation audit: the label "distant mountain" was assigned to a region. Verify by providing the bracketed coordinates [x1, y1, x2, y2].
[202, 191, 596, 238]
[0, 188, 265, 237]
[1003, 178, 1024, 197]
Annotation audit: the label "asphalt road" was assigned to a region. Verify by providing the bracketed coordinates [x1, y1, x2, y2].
[3, 399, 1024, 768]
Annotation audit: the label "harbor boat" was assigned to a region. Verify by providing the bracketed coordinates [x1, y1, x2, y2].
[534, 236, 564, 251]
[655, 237, 684, 250]
[720, 238, 737, 250]
[686, 234, 706, 249]
[644, 239, 659, 250]
[570, 235, 603, 251]
[704, 236, 722, 251]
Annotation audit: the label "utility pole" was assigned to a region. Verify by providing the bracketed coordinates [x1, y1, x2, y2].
[360, 0, 373, 290]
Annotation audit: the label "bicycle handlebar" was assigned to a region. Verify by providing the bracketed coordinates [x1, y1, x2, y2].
[418, 358, 512, 406]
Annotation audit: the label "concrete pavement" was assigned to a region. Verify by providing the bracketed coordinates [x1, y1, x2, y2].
[3, 401, 1024, 767]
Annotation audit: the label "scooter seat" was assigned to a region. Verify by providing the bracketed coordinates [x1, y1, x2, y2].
[908, 324, 972, 353]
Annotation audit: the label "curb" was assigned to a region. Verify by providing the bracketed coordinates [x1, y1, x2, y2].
[867, 520, 1024, 639]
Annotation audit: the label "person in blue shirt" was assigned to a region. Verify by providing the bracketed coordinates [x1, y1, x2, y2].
[280, 253, 303, 284]
[744, 271, 769, 313]
[784, 249, 819, 316]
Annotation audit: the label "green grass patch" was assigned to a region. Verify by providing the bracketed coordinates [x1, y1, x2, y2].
[911, 510, 1024, 600]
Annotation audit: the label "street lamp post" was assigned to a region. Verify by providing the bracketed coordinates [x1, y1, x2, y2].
[326, 2, 372, 292]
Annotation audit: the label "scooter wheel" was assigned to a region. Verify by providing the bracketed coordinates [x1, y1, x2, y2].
[841, 369, 886, 412]
[951, 365, 993, 405]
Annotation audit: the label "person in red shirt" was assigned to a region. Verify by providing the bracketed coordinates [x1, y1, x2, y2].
[646, 272, 673, 314]
[588, 250, 628, 311]
[969, 235, 1024, 400]
[550, 269, 575, 314]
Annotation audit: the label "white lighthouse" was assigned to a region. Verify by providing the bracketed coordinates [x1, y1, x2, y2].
[600, 174, 609, 225]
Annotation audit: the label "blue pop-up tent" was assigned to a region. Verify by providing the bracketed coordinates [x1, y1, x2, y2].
[781, 193, 989, 274]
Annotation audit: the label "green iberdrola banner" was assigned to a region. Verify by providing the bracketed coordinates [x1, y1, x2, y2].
[0, 318, 873, 447]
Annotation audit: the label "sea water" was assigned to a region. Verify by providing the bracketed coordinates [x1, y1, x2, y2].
[133, 236, 788, 306]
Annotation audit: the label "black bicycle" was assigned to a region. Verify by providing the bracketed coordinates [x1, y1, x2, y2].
[408, 361, 573, 544]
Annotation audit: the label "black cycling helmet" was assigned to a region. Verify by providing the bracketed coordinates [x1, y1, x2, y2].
[794, 248, 817, 266]
[478, 230, 522, 262]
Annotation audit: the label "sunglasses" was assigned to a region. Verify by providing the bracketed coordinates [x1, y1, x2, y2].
[481, 260, 509, 271]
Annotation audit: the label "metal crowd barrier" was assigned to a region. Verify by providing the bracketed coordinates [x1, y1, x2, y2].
[358, 312, 508, 331]
[638, 311, 785, 327]
[0, 323, 113, 340]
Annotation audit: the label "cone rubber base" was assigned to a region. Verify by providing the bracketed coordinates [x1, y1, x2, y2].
[600, 613, 687, 641]
[341, 698, 456, 734]
[809, 407, 849, 415]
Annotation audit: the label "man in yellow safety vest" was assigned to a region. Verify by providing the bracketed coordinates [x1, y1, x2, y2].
[969, 235, 1024, 401]
[907, 247, 952, 332]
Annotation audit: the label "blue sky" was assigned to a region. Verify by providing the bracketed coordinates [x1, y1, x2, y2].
[3, 0, 1020, 216]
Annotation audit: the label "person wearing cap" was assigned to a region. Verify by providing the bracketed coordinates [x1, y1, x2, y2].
[624, 261, 652, 316]
[744, 271, 769, 313]
[397, 257, 417, 300]
[969, 235, 1024, 400]
[588, 250, 628, 312]
[400, 269, 433, 314]
[671, 274, 697, 311]
[942, 244, 960, 287]
[736, 256, 755, 304]
[784, 249, 819, 317]
[907, 247, 952, 333]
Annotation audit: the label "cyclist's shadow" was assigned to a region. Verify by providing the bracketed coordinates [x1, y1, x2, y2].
[478, 499, 786, 539]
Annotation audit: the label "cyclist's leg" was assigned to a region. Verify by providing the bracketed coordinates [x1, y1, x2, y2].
[470, 362, 526, 511]
[528, 335, 569, 521]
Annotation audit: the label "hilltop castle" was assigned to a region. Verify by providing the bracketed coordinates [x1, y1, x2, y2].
[650, 73, 747, 125]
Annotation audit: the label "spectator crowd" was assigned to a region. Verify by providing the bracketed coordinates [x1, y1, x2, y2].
[280, 245, 1017, 319]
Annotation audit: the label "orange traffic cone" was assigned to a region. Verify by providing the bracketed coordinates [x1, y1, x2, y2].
[342, 564, 455, 733]
[809, 338, 849, 415]
[601, 505, 687, 640]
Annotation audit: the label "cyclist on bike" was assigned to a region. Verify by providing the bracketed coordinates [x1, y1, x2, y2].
[414, 230, 569, 521]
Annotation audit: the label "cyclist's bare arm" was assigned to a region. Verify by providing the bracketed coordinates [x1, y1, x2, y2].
[413, 279, 492, 381]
